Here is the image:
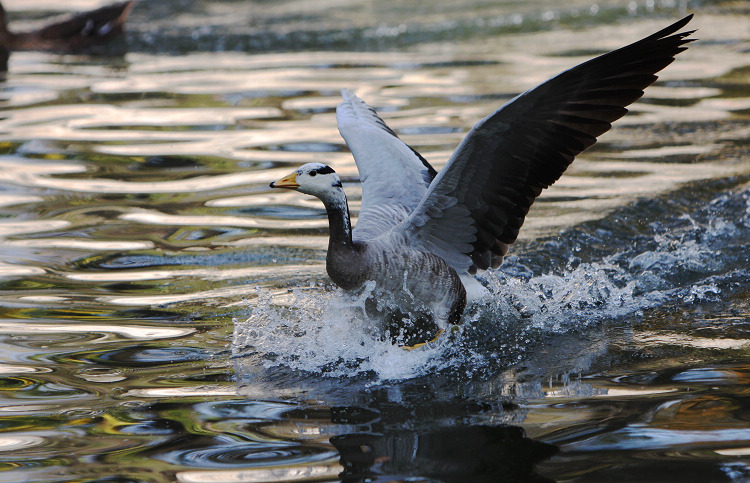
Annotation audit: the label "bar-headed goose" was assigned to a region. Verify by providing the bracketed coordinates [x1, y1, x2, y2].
[271, 16, 695, 346]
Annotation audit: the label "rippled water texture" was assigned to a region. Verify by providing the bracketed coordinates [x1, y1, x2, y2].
[1, 0, 750, 481]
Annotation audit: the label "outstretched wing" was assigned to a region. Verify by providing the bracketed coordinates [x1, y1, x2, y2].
[336, 89, 437, 241]
[399, 15, 695, 274]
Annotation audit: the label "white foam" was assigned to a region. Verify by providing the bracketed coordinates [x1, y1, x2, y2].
[232, 286, 469, 381]
[231, 262, 656, 381]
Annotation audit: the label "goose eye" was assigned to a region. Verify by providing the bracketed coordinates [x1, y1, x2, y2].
[309, 171, 317, 177]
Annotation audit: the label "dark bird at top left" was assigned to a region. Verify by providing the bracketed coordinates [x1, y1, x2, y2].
[0, 0, 134, 55]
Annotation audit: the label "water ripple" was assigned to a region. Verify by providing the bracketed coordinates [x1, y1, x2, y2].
[0, 3, 748, 482]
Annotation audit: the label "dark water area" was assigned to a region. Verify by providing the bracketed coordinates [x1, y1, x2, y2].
[0, 0, 750, 481]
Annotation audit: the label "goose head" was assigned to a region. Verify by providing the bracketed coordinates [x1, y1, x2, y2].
[270, 162, 353, 248]
[270, 163, 343, 199]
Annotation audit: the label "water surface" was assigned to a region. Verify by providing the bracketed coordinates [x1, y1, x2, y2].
[1, 0, 750, 481]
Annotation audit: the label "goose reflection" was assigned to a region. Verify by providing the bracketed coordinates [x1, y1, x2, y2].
[331, 423, 557, 482]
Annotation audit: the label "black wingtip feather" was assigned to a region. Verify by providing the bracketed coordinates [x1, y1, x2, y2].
[459, 15, 695, 273]
[636, 14, 694, 43]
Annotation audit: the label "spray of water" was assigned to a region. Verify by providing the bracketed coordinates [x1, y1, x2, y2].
[231, 262, 652, 382]
[232, 285, 467, 380]
[232, 184, 750, 382]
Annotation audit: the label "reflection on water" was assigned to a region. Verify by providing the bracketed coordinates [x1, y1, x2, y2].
[331, 424, 557, 482]
[0, 0, 749, 481]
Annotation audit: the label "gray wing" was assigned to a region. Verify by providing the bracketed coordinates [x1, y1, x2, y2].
[336, 89, 437, 241]
[399, 15, 695, 274]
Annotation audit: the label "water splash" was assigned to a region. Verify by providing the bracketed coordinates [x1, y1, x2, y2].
[231, 286, 467, 381]
[232, 183, 750, 381]
[231, 264, 641, 382]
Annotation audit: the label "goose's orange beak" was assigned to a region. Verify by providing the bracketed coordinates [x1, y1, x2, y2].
[270, 172, 299, 189]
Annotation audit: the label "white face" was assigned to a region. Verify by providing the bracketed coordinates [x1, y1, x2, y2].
[273, 162, 342, 198]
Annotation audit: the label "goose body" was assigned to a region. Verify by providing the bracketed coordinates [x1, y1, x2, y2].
[272, 163, 466, 342]
[271, 16, 695, 345]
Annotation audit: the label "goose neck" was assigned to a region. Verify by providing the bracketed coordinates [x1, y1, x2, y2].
[322, 190, 353, 248]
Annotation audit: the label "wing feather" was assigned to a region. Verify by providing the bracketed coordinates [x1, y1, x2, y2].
[399, 15, 695, 273]
[336, 89, 437, 241]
